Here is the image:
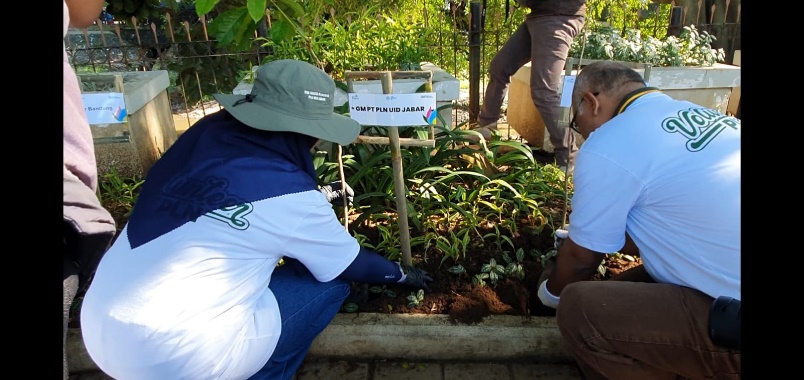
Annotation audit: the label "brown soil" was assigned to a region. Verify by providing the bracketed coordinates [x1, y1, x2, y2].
[347, 224, 642, 324]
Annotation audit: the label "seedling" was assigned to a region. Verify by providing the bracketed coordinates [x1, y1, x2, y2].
[480, 258, 506, 285]
[502, 248, 527, 281]
[370, 285, 397, 298]
[407, 289, 425, 307]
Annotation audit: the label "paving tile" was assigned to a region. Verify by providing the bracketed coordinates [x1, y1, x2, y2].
[68, 372, 114, 380]
[511, 364, 582, 380]
[374, 361, 443, 380]
[295, 359, 369, 380]
[444, 363, 511, 380]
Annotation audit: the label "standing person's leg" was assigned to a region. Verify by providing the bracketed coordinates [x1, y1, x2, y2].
[247, 262, 350, 380]
[478, 21, 533, 128]
[557, 281, 741, 380]
[526, 15, 584, 167]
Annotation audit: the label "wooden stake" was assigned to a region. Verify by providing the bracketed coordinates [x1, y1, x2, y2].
[337, 144, 349, 232]
[379, 72, 413, 267]
[344, 69, 434, 268]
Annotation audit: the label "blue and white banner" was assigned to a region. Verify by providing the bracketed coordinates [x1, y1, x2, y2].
[82, 92, 127, 124]
[348, 92, 438, 127]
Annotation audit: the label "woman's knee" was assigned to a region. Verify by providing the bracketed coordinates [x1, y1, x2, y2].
[324, 280, 350, 302]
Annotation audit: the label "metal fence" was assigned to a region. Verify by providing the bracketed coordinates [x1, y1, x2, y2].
[65, 5, 740, 129]
[66, 18, 471, 129]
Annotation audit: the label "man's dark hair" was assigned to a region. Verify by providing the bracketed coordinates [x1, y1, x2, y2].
[573, 61, 646, 105]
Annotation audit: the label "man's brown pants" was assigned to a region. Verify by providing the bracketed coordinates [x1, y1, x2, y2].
[557, 281, 741, 379]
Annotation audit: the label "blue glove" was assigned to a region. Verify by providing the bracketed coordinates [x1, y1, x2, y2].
[320, 181, 354, 207]
[401, 264, 434, 291]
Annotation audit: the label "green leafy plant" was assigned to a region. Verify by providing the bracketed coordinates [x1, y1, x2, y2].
[447, 264, 466, 275]
[571, 25, 725, 67]
[472, 273, 488, 287]
[585, 0, 672, 39]
[480, 257, 506, 285]
[406, 288, 425, 307]
[98, 167, 145, 229]
[341, 302, 360, 313]
[369, 285, 397, 298]
[315, 121, 570, 274]
[472, 273, 489, 286]
[502, 248, 527, 281]
[535, 248, 558, 269]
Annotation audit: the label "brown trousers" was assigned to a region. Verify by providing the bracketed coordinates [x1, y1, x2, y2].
[556, 281, 741, 379]
[479, 14, 584, 166]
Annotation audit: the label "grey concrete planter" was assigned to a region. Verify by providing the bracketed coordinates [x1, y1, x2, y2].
[507, 60, 741, 151]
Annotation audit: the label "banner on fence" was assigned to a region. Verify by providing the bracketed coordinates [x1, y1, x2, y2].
[348, 93, 437, 127]
[81, 92, 127, 125]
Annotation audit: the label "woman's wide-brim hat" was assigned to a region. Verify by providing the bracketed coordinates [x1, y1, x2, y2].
[213, 59, 360, 146]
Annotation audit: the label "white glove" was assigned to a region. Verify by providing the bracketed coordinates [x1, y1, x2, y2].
[537, 280, 560, 309]
[554, 224, 570, 250]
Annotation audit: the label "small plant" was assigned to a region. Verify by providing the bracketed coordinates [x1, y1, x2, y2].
[407, 289, 425, 308]
[341, 302, 360, 313]
[98, 166, 145, 228]
[534, 248, 558, 269]
[472, 273, 488, 287]
[480, 258, 506, 285]
[369, 285, 397, 298]
[502, 248, 527, 281]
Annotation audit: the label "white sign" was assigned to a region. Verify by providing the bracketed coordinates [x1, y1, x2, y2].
[348, 93, 438, 127]
[81, 93, 127, 125]
[560, 75, 576, 108]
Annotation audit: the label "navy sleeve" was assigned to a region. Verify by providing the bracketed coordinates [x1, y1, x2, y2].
[336, 247, 404, 284]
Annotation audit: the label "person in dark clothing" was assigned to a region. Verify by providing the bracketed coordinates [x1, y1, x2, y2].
[473, 0, 587, 171]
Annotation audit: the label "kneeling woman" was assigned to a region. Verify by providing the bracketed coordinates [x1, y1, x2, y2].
[80, 60, 432, 380]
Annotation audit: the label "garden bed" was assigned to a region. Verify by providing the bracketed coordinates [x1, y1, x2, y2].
[346, 150, 642, 324]
[71, 147, 642, 329]
[342, 150, 642, 324]
[350, 237, 642, 324]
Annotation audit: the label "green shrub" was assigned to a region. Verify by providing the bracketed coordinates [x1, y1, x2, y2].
[570, 25, 726, 66]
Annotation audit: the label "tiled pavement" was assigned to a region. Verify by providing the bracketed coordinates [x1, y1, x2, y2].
[69, 359, 583, 380]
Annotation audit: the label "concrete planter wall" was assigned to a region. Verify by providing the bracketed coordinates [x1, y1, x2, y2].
[81, 70, 178, 178]
[507, 61, 741, 151]
[67, 313, 572, 373]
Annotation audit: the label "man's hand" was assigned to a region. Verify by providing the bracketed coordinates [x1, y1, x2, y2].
[402, 264, 434, 291]
[537, 259, 555, 287]
[554, 224, 570, 250]
[536, 259, 559, 308]
[320, 181, 354, 206]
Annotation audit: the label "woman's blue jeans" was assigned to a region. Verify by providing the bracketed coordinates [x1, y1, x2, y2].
[247, 261, 350, 380]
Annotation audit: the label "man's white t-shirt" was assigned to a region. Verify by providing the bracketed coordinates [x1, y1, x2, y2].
[570, 92, 740, 300]
[81, 190, 359, 379]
